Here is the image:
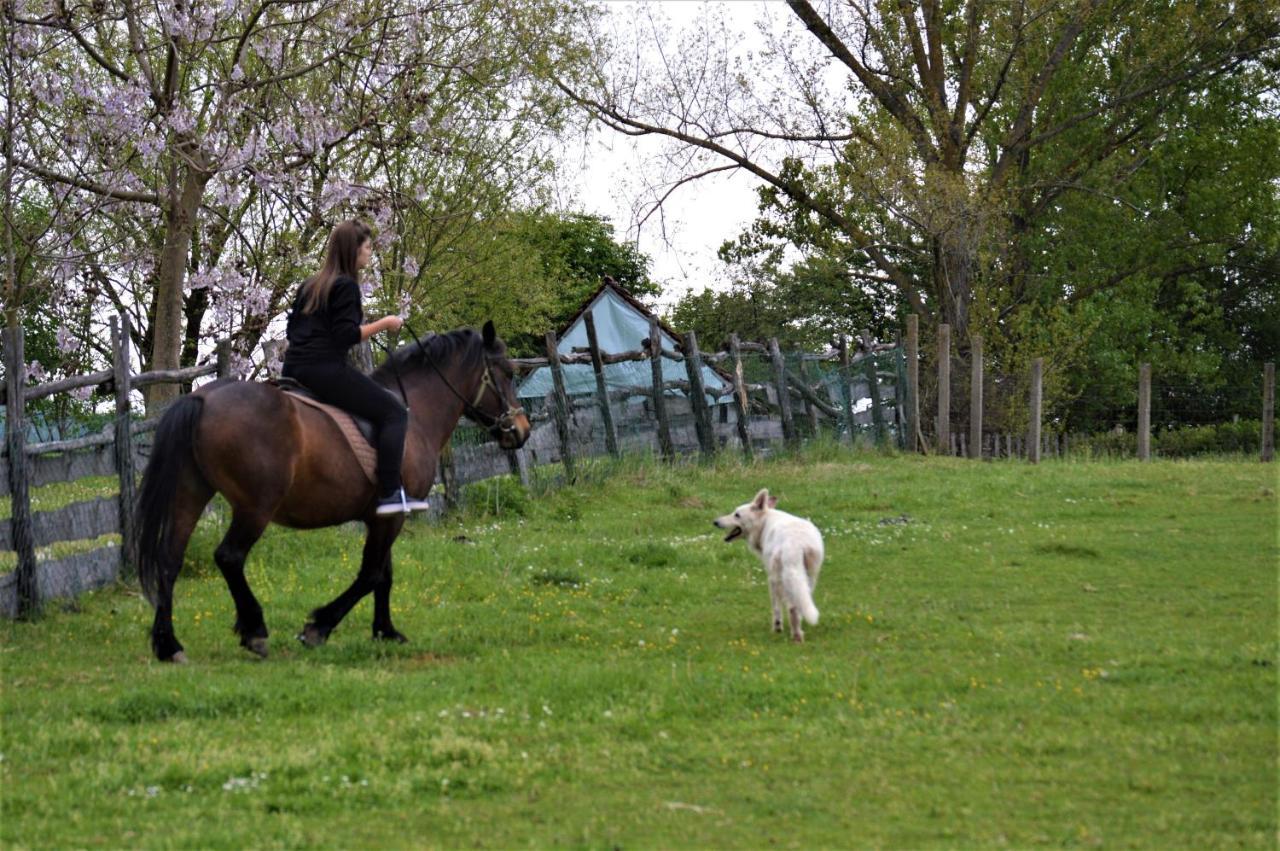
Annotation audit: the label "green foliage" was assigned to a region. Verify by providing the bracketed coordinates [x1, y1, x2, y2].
[1, 455, 1275, 847]
[1069, 420, 1270, 458]
[400, 211, 658, 357]
[459, 475, 530, 520]
[696, 3, 1278, 432]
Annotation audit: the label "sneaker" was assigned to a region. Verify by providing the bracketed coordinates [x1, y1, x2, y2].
[375, 488, 431, 516]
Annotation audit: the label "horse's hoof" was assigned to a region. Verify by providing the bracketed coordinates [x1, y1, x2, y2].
[373, 629, 409, 644]
[244, 637, 269, 658]
[297, 624, 327, 648]
[168, 651, 189, 664]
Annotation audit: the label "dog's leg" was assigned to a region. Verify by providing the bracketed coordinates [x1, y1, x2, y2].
[768, 575, 784, 633]
[789, 606, 805, 643]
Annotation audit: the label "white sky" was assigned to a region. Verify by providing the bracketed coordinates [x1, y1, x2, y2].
[561, 1, 776, 311]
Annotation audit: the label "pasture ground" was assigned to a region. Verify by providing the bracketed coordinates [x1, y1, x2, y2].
[1, 452, 1276, 849]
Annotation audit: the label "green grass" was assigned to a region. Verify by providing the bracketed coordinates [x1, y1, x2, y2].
[2, 453, 1276, 849]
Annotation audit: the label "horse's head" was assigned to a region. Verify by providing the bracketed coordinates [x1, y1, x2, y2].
[469, 321, 531, 449]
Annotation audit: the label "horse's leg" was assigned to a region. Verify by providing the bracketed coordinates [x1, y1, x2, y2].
[150, 480, 214, 663]
[214, 511, 272, 658]
[300, 518, 401, 647]
[371, 550, 408, 643]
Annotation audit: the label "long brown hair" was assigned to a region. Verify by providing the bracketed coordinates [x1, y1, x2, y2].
[299, 220, 372, 314]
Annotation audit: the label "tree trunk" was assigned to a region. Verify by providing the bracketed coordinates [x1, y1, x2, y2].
[145, 167, 209, 413]
[935, 240, 974, 342]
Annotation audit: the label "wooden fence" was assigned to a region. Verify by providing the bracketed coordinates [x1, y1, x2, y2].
[437, 320, 904, 504]
[1, 317, 232, 619]
[920, 321, 1276, 463]
[11, 309, 1265, 619]
[1, 315, 902, 619]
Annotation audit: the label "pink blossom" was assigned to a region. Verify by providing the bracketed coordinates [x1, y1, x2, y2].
[56, 327, 81, 354]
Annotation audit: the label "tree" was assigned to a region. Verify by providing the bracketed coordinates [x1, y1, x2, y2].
[397, 210, 659, 357]
[7, 0, 594, 409]
[555, 0, 1278, 345]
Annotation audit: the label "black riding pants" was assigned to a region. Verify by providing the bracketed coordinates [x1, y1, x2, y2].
[282, 361, 408, 497]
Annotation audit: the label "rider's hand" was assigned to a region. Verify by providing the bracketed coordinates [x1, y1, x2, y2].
[383, 315, 404, 333]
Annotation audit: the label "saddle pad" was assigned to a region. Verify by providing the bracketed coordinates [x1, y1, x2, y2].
[284, 392, 378, 485]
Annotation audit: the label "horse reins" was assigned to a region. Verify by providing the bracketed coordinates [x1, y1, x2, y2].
[378, 323, 525, 437]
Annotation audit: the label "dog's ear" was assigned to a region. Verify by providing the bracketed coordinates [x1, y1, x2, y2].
[752, 488, 770, 510]
[767, 494, 778, 509]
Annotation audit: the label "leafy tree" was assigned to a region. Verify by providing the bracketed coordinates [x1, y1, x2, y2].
[556, 0, 1278, 410]
[398, 210, 659, 357]
[6, 0, 595, 410]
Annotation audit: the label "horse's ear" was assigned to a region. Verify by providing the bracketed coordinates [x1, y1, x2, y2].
[482, 320, 496, 348]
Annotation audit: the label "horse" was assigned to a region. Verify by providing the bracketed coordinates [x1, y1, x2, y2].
[135, 321, 530, 663]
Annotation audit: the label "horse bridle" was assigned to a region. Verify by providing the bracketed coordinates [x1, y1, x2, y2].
[400, 324, 525, 438]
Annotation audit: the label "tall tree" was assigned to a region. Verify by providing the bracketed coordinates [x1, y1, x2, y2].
[8, 0, 592, 408]
[555, 0, 1278, 344]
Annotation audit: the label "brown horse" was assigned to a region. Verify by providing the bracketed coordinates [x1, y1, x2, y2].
[136, 322, 530, 662]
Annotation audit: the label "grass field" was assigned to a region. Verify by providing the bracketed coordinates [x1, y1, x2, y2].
[1, 452, 1276, 849]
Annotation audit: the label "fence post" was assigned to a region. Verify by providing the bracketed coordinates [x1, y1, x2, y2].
[647, 319, 674, 461]
[969, 334, 983, 459]
[111, 315, 138, 578]
[544, 331, 576, 483]
[1137, 363, 1151, 462]
[683, 330, 716, 458]
[216, 339, 233, 379]
[906, 315, 919, 453]
[937, 324, 951, 454]
[506, 448, 530, 488]
[2, 324, 40, 619]
[769, 337, 796, 446]
[1262, 362, 1274, 463]
[838, 337, 856, 444]
[1029, 357, 1043, 464]
[796, 348, 819, 437]
[729, 333, 753, 461]
[583, 310, 620, 460]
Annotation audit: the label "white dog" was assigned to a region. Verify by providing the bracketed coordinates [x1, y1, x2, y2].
[713, 488, 824, 643]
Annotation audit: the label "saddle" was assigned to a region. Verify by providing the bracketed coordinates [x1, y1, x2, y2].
[271, 377, 379, 485]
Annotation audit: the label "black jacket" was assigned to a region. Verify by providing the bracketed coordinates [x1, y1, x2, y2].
[283, 275, 363, 366]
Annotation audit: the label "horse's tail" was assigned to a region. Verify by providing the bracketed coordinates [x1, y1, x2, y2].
[137, 393, 206, 605]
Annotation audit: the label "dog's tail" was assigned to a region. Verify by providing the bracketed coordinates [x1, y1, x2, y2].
[782, 565, 819, 625]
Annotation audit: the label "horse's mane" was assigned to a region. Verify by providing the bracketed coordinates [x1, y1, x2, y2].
[371, 328, 486, 384]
